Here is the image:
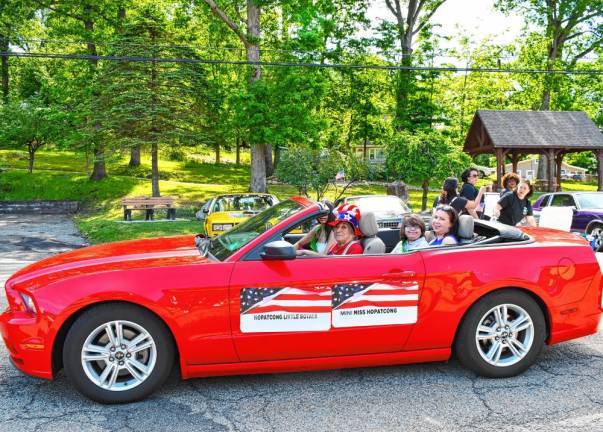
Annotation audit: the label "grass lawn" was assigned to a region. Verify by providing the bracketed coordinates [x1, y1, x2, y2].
[0, 149, 596, 244]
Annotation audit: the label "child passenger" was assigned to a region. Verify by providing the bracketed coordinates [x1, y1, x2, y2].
[391, 214, 429, 253]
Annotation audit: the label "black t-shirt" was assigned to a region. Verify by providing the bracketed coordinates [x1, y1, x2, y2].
[497, 192, 533, 226]
[460, 183, 478, 201]
[433, 196, 467, 215]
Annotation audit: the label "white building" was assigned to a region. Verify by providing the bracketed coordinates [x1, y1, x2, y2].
[504, 158, 587, 180]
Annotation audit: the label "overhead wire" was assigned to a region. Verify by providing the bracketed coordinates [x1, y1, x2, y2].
[3, 51, 603, 75]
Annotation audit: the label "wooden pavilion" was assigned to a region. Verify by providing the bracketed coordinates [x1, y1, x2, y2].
[464, 110, 603, 192]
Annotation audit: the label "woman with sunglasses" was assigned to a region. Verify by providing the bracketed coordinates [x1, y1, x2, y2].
[391, 214, 429, 253]
[460, 168, 480, 200]
[429, 205, 459, 246]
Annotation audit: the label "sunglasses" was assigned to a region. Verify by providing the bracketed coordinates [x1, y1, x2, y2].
[469, 174, 478, 178]
[436, 204, 454, 211]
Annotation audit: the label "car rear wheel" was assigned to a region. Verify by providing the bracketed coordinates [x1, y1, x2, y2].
[454, 290, 546, 377]
[587, 224, 603, 251]
[63, 303, 175, 404]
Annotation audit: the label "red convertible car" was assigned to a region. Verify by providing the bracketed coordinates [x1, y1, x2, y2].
[1, 197, 602, 403]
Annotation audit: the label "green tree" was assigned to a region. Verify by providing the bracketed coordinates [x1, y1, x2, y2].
[98, 4, 208, 197]
[276, 146, 369, 200]
[496, 0, 603, 182]
[379, 0, 447, 129]
[386, 129, 470, 210]
[0, 97, 68, 172]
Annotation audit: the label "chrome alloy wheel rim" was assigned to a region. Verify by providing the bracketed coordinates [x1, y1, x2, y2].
[590, 226, 603, 250]
[81, 320, 157, 392]
[475, 303, 534, 367]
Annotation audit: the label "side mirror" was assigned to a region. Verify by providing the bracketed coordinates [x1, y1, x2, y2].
[261, 241, 296, 260]
[203, 208, 209, 214]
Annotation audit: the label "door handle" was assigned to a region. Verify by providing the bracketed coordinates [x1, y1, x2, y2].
[382, 271, 416, 280]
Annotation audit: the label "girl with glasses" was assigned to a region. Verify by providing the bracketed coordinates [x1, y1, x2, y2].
[391, 214, 429, 253]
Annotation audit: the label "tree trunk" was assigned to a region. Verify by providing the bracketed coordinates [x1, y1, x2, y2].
[129, 145, 141, 167]
[537, 11, 562, 181]
[149, 29, 160, 196]
[90, 147, 107, 180]
[265, 143, 274, 177]
[421, 179, 429, 211]
[246, 1, 266, 192]
[236, 136, 241, 165]
[273, 145, 281, 171]
[85, 13, 107, 181]
[215, 142, 221, 164]
[151, 141, 160, 197]
[27, 142, 35, 174]
[0, 34, 8, 105]
[250, 143, 267, 192]
[391, 0, 417, 129]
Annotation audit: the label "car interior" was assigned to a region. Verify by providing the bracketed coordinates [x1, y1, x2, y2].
[282, 212, 531, 255]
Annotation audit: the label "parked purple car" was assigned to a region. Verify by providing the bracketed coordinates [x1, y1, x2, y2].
[533, 192, 603, 248]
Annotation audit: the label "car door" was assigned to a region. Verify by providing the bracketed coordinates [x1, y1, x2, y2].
[229, 252, 426, 362]
[550, 194, 580, 230]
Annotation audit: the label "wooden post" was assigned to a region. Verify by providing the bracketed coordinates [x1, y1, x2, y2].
[547, 149, 556, 192]
[495, 148, 504, 192]
[555, 151, 563, 191]
[511, 152, 520, 174]
[597, 150, 603, 192]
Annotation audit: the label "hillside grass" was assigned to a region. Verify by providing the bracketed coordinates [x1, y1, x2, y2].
[0, 149, 596, 244]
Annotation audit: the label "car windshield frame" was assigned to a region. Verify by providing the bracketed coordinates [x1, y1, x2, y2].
[208, 199, 305, 261]
[576, 193, 603, 209]
[213, 194, 275, 213]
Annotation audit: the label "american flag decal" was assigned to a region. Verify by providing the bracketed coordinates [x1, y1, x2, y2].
[240, 287, 332, 333]
[331, 282, 419, 328]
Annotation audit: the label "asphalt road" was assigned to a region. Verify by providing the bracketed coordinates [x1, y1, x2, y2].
[1, 214, 603, 432]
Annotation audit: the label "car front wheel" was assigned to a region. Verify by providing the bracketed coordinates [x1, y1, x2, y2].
[63, 303, 175, 404]
[454, 290, 546, 377]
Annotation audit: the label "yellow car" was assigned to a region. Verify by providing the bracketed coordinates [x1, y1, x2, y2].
[196, 193, 279, 237]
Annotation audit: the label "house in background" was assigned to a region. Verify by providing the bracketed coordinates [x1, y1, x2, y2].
[504, 158, 588, 180]
[353, 143, 386, 165]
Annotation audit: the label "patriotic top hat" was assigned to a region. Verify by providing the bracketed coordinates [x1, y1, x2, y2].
[329, 204, 362, 236]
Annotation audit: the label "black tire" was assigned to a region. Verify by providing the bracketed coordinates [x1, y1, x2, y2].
[63, 303, 175, 404]
[454, 290, 546, 378]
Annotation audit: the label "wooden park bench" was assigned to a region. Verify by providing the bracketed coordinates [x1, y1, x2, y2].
[121, 196, 176, 221]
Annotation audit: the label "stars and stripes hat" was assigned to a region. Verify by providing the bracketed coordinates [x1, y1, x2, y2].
[329, 203, 362, 236]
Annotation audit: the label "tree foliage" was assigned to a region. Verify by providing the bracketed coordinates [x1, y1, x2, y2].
[386, 130, 470, 210]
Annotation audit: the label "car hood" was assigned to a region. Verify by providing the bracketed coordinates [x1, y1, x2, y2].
[7, 235, 209, 290]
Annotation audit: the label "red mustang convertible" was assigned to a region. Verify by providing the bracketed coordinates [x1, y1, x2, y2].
[1, 197, 601, 403]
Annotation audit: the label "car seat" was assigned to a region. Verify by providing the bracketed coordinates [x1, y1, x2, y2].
[457, 215, 475, 244]
[359, 212, 386, 254]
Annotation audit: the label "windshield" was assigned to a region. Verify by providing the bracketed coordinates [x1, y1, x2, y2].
[346, 196, 410, 215]
[209, 199, 304, 260]
[213, 195, 276, 213]
[576, 193, 603, 209]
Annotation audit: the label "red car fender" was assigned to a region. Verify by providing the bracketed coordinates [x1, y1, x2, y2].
[32, 270, 193, 379]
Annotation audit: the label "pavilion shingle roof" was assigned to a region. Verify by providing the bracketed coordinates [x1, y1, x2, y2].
[464, 110, 603, 153]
